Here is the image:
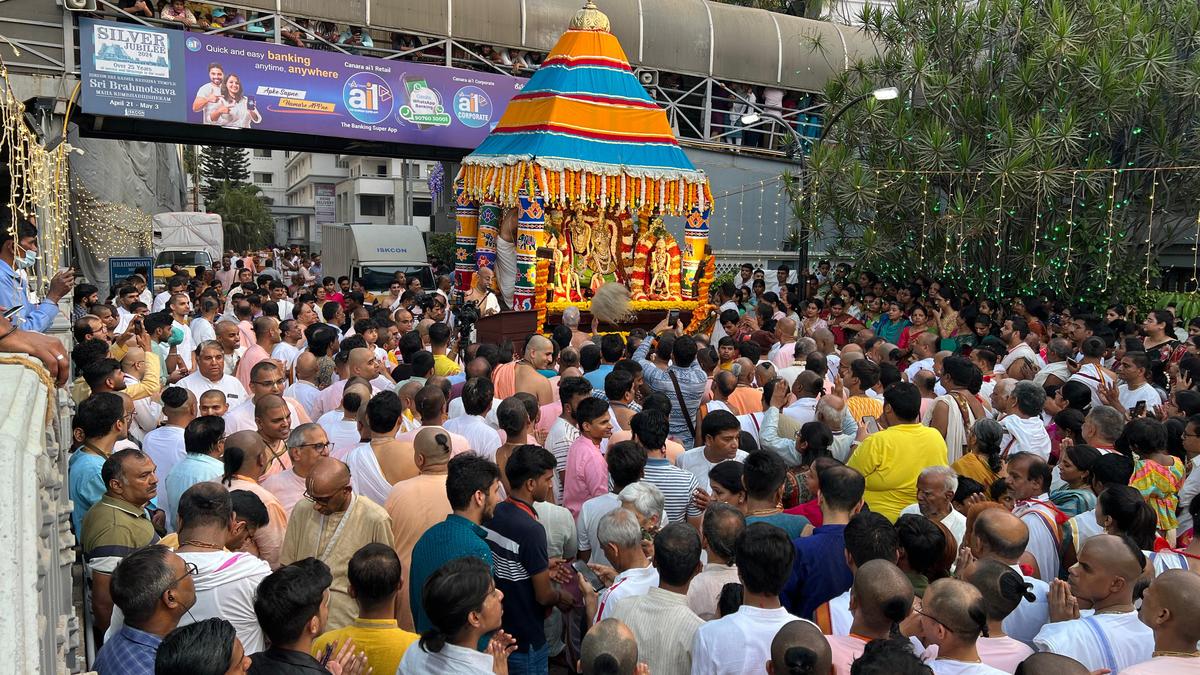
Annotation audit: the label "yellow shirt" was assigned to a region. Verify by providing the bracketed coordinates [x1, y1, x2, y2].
[846, 423, 948, 521]
[432, 353, 462, 377]
[312, 618, 418, 675]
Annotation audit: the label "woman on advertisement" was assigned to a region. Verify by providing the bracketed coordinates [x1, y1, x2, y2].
[208, 74, 262, 129]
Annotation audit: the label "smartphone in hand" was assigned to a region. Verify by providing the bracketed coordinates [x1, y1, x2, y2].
[572, 559, 605, 592]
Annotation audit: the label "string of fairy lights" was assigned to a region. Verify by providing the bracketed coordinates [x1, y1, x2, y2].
[710, 165, 1200, 298]
[73, 182, 153, 259]
[1, 59, 73, 288]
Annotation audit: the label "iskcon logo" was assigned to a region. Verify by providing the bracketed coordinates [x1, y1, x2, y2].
[343, 72, 394, 125]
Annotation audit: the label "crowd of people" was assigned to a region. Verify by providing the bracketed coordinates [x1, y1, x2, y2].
[7, 210, 1200, 675]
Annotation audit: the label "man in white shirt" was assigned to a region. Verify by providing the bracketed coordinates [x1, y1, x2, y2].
[592, 496, 661, 623]
[179, 341, 248, 407]
[283, 352, 322, 421]
[1000, 381, 1052, 461]
[691, 521, 807, 675]
[999, 317, 1045, 378]
[316, 381, 371, 458]
[1122, 569, 1200, 675]
[903, 333, 939, 383]
[1178, 417, 1200, 533]
[223, 361, 311, 436]
[899, 466, 967, 547]
[142, 386, 195, 486]
[271, 319, 303, 375]
[608, 523, 704, 675]
[444, 377, 502, 461]
[781, 371, 823, 424]
[152, 276, 187, 313]
[1067, 336, 1117, 408]
[677, 410, 748, 491]
[190, 296, 221, 345]
[1113, 351, 1162, 415]
[167, 292, 197, 371]
[1032, 535, 1153, 673]
[1034, 338, 1073, 387]
[1008, 453, 1061, 582]
[965, 508, 1050, 646]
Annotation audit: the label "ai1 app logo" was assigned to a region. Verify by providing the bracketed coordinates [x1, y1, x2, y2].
[343, 72, 393, 125]
[454, 86, 492, 128]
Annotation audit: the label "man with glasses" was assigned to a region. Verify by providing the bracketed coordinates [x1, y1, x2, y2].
[92, 545, 196, 675]
[261, 421, 331, 514]
[222, 360, 311, 436]
[912, 578, 1007, 675]
[281, 457, 394, 631]
[178, 340, 248, 406]
[81, 448, 162, 640]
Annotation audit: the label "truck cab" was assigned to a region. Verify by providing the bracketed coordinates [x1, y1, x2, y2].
[320, 223, 433, 293]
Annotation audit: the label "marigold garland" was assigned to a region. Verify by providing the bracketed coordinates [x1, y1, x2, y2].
[534, 257, 550, 331]
[458, 161, 713, 216]
[547, 300, 699, 313]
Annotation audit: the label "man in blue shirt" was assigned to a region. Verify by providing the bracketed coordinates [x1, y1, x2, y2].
[409, 453, 502, 633]
[782, 464, 864, 619]
[583, 334, 624, 391]
[69, 393, 130, 534]
[163, 415, 225, 531]
[0, 216, 75, 333]
[93, 545, 196, 675]
[632, 317, 707, 448]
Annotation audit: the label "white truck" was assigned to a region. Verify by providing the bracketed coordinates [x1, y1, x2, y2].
[319, 223, 432, 293]
[151, 212, 223, 285]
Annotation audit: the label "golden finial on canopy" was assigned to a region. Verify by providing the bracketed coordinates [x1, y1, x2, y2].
[570, 0, 612, 32]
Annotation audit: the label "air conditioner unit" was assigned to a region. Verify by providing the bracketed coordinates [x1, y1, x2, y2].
[61, 0, 98, 12]
[636, 68, 659, 88]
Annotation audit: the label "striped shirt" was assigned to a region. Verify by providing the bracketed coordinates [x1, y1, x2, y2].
[643, 457, 701, 524]
[846, 395, 883, 426]
[609, 586, 704, 675]
[633, 338, 707, 448]
[484, 499, 549, 651]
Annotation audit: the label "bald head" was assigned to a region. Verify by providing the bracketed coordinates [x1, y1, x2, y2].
[1079, 534, 1145, 585]
[713, 371, 737, 399]
[852, 559, 914, 631]
[1143, 569, 1200, 645]
[226, 430, 266, 469]
[842, 343, 863, 357]
[466, 356, 492, 379]
[526, 334, 552, 357]
[413, 426, 453, 466]
[348, 347, 375, 377]
[397, 380, 422, 403]
[776, 317, 796, 339]
[769, 620, 832, 675]
[308, 457, 351, 493]
[295, 351, 319, 381]
[733, 358, 755, 384]
[923, 578, 989, 642]
[794, 370, 824, 398]
[1015, 653, 1090, 675]
[253, 316, 277, 338]
[972, 507, 1029, 562]
[580, 618, 638, 675]
[254, 393, 287, 417]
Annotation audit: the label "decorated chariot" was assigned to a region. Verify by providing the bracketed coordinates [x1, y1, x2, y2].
[452, 1, 718, 332]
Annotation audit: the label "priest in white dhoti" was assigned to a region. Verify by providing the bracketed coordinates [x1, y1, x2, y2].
[1032, 535, 1153, 673]
[279, 457, 394, 631]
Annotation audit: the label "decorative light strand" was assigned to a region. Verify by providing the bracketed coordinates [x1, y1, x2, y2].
[1062, 171, 1078, 288]
[1145, 169, 1157, 290]
[1102, 169, 1119, 293]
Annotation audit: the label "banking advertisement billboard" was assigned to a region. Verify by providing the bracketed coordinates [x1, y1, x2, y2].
[79, 18, 526, 149]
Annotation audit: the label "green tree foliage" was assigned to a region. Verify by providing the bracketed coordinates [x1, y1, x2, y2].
[208, 184, 273, 251]
[426, 231, 456, 268]
[806, 0, 1200, 306]
[200, 145, 250, 201]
